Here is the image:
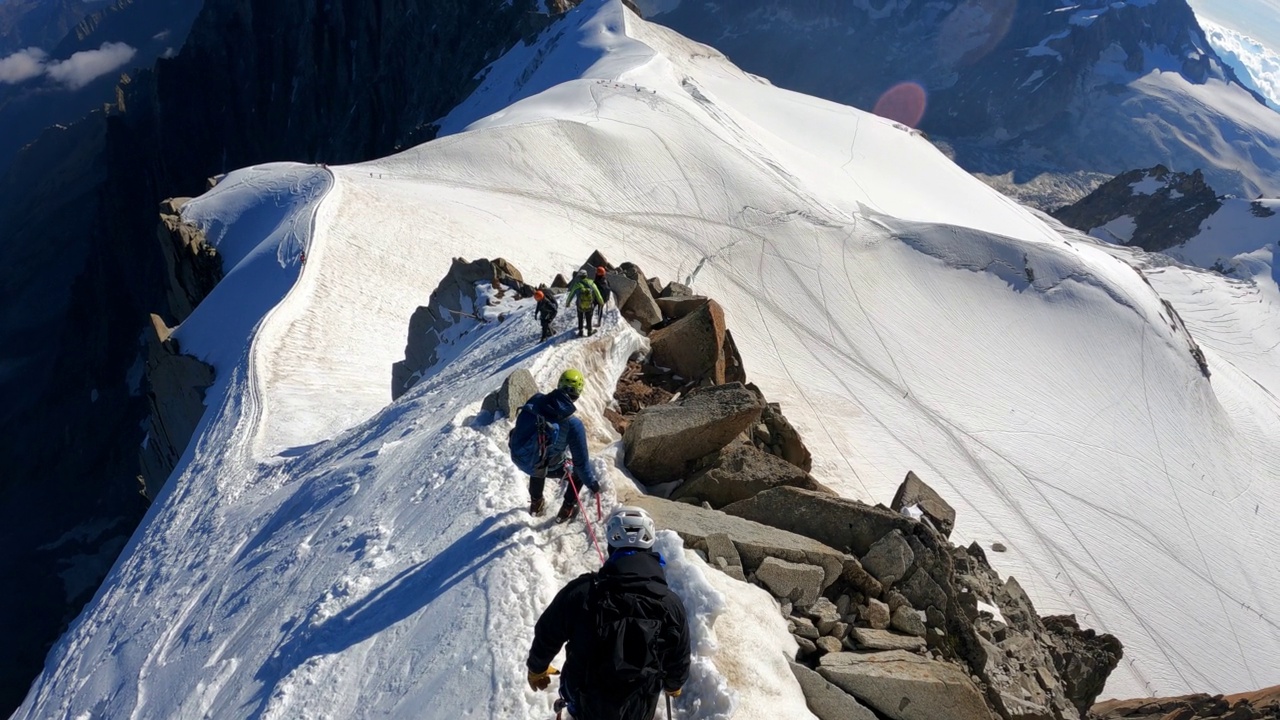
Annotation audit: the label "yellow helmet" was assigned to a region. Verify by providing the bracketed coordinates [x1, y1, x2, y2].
[558, 369, 585, 399]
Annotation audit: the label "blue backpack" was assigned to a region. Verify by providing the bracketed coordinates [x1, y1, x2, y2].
[508, 402, 560, 475]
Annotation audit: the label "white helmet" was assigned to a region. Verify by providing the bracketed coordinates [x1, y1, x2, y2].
[575, 269, 588, 279]
[606, 506, 656, 550]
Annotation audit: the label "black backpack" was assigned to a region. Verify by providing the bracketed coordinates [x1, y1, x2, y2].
[580, 573, 672, 703]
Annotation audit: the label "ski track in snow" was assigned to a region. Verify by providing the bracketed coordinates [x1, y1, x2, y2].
[17, 1, 1280, 716]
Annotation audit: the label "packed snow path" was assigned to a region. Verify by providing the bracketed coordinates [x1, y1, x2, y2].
[17, 0, 1280, 715]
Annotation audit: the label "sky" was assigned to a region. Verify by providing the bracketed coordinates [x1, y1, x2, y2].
[1189, 0, 1280, 53]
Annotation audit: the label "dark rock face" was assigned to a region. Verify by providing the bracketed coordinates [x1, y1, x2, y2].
[1041, 615, 1124, 716]
[138, 315, 215, 500]
[393, 257, 523, 398]
[0, 0, 90, 56]
[1052, 166, 1222, 252]
[643, 0, 1277, 199]
[0, 0, 563, 710]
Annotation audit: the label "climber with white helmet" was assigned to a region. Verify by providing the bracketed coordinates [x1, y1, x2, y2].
[527, 505, 691, 720]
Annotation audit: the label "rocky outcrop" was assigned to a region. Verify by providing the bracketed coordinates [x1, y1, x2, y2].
[651, 478, 1121, 720]
[482, 368, 539, 419]
[138, 314, 215, 499]
[788, 661, 879, 720]
[649, 298, 731, 384]
[1053, 166, 1222, 252]
[655, 295, 709, 321]
[670, 443, 830, 508]
[724, 486, 917, 558]
[891, 471, 956, 539]
[605, 269, 663, 331]
[750, 391, 812, 471]
[1043, 615, 1125, 716]
[392, 257, 522, 399]
[818, 650, 994, 720]
[157, 198, 223, 323]
[622, 382, 763, 485]
[631, 494, 848, 590]
[1092, 686, 1280, 720]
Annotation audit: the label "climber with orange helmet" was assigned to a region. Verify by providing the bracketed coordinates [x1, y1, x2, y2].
[535, 287, 558, 342]
[594, 266, 611, 324]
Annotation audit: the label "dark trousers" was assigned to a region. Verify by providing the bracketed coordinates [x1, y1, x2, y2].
[576, 307, 594, 335]
[540, 319, 553, 341]
[528, 459, 566, 501]
[529, 465, 578, 515]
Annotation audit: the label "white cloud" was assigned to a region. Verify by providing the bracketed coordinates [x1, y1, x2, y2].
[0, 47, 49, 84]
[1201, 18, 1280, 110]
[45, 42, 137, 90]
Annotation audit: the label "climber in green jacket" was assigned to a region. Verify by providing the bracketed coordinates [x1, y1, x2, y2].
[565, 269, 605, 337]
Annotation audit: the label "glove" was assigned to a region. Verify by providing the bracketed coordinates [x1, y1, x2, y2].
[528, 665, 559, 692]
[586, 481, 600, 494]
[665, 687, 682, 698]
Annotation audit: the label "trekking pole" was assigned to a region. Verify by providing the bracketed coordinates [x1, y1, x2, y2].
[567, 474, 606, 564]
[666, 692, 673, 720]
[595, 493, 602, 522]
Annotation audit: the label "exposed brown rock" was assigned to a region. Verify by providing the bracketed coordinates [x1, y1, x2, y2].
[632, 494, 849, 589]
[818, 651, 995, 720]
[612, 361, 674, 414]
[671, 443, 832, 508]
[157, 200, 223, 323]
[655, 295, 709, 320]
[892, 471, 957, 538]
[622, 382, 763, 485]
[649, 298, 729, 384]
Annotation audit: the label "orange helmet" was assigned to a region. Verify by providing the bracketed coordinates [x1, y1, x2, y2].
[534, 290, 545, 301]
[596, 266, 606, 277]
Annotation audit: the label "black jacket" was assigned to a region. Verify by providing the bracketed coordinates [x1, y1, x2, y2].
[536, 296, 558, 323]
[528, 549, 691, 719]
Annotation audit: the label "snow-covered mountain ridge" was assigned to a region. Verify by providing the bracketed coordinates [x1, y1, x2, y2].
[639, 0, 1280, 205]
[1054, 165, 1280, 331]
[17, 1, 1280, 716]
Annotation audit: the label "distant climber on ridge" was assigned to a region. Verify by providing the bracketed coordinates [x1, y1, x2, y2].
[565, 269, 604, 337]
[507, 369, 600, 521]
[593, 266, 611, 325]
[535, 289, 558, 343]
[527, 505, 691, 720]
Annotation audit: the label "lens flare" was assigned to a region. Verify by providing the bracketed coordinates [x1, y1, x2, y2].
[872, 82, 928, 128]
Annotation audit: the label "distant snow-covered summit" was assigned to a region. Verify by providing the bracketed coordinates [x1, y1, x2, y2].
[638, 0, 1280, 203]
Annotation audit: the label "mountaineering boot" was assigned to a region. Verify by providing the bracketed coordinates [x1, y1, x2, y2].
[554, 495, 579, 524]
[530, 496, 547, 516]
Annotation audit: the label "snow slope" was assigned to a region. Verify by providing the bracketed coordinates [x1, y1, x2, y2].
[18, 0, 1280, 715]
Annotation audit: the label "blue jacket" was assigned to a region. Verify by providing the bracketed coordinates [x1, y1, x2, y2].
[526, 389, 598, 489]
